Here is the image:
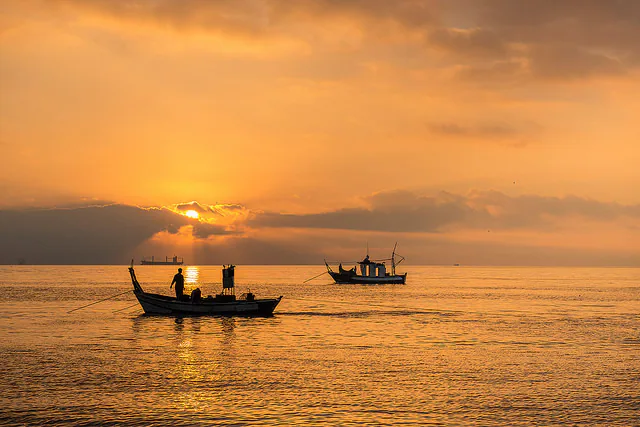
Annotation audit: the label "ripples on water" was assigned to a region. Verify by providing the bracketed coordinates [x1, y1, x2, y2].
[0, 266, 638, 426]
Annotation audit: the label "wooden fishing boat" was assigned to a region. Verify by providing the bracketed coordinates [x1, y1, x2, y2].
[325, 243, 407, 284]
[129, 264, 282, 316]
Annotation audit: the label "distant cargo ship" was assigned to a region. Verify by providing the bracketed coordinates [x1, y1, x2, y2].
[140, 255, 184, 266]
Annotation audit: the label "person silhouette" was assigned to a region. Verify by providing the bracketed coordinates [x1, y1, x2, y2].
[170, 268, 185, 300]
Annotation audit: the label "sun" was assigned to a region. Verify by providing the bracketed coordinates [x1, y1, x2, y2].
[185, 210, 199, 219]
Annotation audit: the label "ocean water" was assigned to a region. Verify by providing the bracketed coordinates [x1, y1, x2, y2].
[0, 265, 638, 426]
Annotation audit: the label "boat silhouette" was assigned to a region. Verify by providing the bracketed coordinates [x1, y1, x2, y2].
[140, 255, 184, 265]
[129, 263, 282, 316]
[325, 243, 407, 284]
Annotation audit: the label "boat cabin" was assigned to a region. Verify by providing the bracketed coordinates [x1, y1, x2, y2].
[359, 259, 387, 277]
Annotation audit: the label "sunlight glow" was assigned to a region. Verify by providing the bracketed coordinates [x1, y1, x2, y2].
[185, 266, 199, 284]
[185, 210, 199, 219]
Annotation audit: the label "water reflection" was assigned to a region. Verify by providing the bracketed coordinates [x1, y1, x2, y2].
[185, 267, 199, 285]
[2, 266, 639, 426]
[169, 317, 238, 412]
[220, 317, 236, 347]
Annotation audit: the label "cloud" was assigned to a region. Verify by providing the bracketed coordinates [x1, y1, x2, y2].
[464, 0, 640, 32]
[427, 121, 541, 147]
[249, 193, 467, 232]
[0, 205, 181, 264]
[0, 204, 236, 264]
[57, 0, 440, 33]
[213, 203, 245, 212]
[529, 45, 626, 80]
[171, 202, 250, 229]
[188, 236, 326, 265]
[52, 199, 118, 209]
[53, 0, 273, 36]
[20, 0, 634, 86]
[191, 223, 238, 239]
[1, 194, 637, 265]
[450, 0, 640, 80]
[175, 201, 214, 214]
[429, 122, 520, 139]
[249, 190, 640, 232]
[454, 59, 528, 83]
[427, 27, 510, 59]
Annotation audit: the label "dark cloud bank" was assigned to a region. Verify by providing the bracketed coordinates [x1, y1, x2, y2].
[0, 192, 637, 265]
[250, 190, 640, 232]
[0, 205, 229, 264]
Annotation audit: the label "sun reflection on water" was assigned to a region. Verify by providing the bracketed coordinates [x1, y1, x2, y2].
[185, 266, 199, 285]
[169, 318, 237, 413]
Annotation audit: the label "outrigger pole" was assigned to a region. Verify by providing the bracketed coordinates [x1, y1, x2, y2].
[303, 271, 328, 283]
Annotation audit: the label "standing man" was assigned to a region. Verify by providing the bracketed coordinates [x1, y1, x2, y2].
[170, 268, 184, 300]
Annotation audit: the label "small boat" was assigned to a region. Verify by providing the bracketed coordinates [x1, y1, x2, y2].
[140, 255, 184, 265]
[325, 243, 407, 284]
[129, 264, 282, 316]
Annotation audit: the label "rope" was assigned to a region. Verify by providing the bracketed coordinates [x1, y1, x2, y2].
[303, 271, 328, 283]
[113, 302, 140, 313]
[67, 290, 133, 313]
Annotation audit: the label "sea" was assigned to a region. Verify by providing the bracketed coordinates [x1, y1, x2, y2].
[0, 265, 638, 426]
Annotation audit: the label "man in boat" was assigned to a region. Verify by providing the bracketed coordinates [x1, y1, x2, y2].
[170, 268, 185, 300]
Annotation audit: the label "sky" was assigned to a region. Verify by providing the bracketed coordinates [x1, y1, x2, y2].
[0, 0, 639, 265]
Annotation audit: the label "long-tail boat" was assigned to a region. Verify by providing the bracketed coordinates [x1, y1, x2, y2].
[325, 243, 407, 284]
[129, 263, 282, 316]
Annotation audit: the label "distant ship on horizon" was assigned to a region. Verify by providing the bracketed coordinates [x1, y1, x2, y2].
[140, 255, 184, 266]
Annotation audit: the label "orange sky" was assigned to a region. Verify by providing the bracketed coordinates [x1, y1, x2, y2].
[0, 1, 638, 265]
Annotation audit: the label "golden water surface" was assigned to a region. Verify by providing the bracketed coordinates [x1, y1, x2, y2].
[0, 266, 638, 426]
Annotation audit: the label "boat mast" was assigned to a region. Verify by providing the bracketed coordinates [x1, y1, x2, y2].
[392, 242, 397, 275]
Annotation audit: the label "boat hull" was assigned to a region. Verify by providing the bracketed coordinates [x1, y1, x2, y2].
[328, 271, 407, 284]
[134, 291, 282, 316]
[140, 261, 184, 265]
